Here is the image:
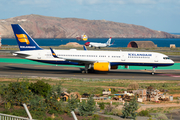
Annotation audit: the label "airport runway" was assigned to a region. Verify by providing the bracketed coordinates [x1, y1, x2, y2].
[0, 62, 180, 80]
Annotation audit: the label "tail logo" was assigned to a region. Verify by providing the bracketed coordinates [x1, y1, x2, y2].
[16, 34, 30, 45]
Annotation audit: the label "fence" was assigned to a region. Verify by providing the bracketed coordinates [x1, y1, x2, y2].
[0, 103, 34, 120]
[0, 113, 33, 120]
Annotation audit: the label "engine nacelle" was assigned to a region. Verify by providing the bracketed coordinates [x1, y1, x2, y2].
[93, 62, 110, 71]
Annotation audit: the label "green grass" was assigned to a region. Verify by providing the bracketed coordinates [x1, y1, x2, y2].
[62, 79, 129, 87]
[146, 107, 180, 114]
[139, 83, 178, 89]
[1, 76, 180, 120]
[0, 77, 180, 96]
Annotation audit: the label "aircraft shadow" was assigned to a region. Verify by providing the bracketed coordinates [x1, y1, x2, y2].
[3, 66, 160, 76]
[4, 66, 80, 74]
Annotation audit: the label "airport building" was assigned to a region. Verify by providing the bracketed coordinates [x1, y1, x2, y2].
[127, 41, 157, 48]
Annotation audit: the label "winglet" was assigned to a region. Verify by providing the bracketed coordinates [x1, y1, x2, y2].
[83, 45, 87, 50]
[50, 47, 58, 58]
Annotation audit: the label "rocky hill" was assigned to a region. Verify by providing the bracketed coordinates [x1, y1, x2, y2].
[0, 14, 179, 38]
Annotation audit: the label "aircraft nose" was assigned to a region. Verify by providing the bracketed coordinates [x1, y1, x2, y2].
[84, 42, 90, 46]
[171, 60, 174, 64]
[168, 59, 174, 66]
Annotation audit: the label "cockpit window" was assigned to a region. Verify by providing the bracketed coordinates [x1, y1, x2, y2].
[163, 57, 170, 60]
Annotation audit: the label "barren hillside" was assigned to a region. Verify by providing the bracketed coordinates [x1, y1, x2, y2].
[0, 14, 179, 38]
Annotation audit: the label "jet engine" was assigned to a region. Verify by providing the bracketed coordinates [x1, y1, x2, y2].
[93, 62, 110, 71]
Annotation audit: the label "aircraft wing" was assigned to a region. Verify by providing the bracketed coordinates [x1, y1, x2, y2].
[50, 48, 108, 64]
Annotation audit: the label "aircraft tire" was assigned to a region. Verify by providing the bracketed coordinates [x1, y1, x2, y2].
[81, 70, 85, 73]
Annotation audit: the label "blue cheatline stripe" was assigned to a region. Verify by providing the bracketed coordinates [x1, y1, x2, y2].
[0, 58, 179, 70]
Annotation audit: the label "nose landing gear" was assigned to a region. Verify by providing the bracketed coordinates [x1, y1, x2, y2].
[152, 66, 157, 75]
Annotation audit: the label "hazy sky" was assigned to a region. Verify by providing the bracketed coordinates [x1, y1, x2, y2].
[0, 0, 180, 33]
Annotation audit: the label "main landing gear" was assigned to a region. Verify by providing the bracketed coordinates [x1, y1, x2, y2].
[94, 47, 101, 49]
[81, 64, 95, 73]
[81, 64, 89, 74]
[152, 66, 157, 75]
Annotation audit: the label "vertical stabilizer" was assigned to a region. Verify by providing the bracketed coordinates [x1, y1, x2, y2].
[11, 24, 43, 51]
[106, 37, 112, 46]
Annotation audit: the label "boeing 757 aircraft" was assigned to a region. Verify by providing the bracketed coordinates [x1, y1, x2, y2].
[84, 37, 113, 49]
[11, 24, 174, 74]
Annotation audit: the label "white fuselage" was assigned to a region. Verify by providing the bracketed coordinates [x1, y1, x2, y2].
[89, 43, 109, 48]
[14, 49, 174, 67]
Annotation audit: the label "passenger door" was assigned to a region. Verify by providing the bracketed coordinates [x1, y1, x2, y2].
[37, 53, 41, 59]
[154, 55, 158, 62]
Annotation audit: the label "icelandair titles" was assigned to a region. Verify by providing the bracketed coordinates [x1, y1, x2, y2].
[20, 46, 36, 48]
[128, 53, 152, 56]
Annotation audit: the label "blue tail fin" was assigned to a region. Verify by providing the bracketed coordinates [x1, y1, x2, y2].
[11, 24, 43, 51]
